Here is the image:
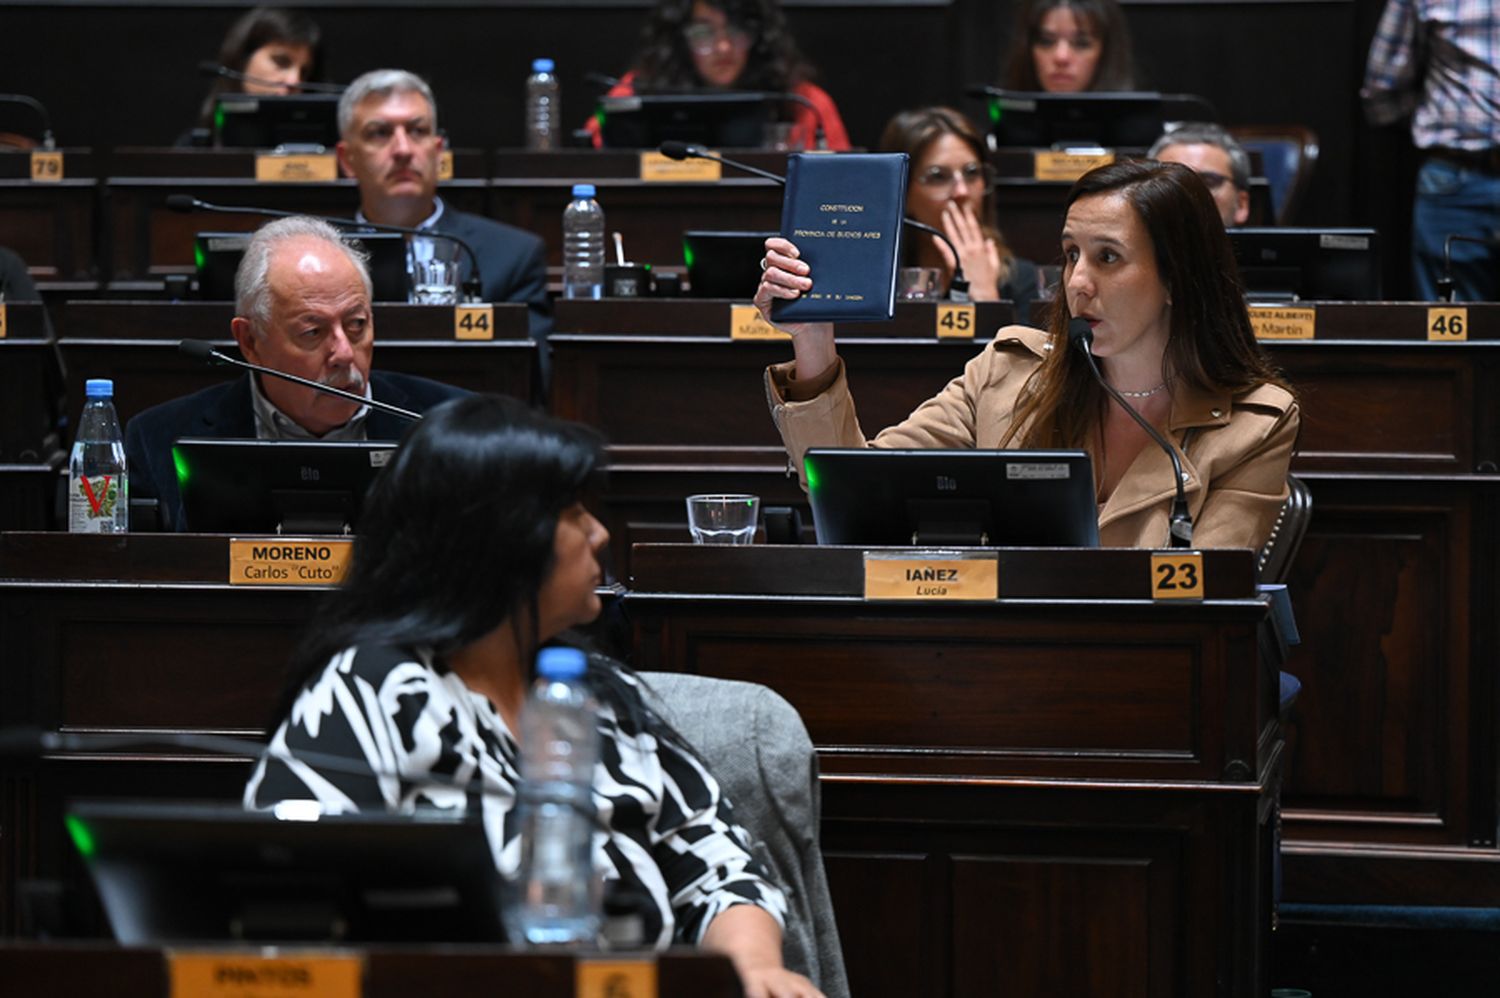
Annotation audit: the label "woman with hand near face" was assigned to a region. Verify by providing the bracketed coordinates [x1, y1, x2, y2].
[590, 0, 850, 150]
[190, 6, 323, 138]
[755, 160, 1298, 551]
[246, 396, 824, 998]
[880, 107, 1040, 315]
[1001, 0, 1137, 93]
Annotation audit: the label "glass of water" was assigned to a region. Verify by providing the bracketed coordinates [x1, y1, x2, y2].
[407, 237, 461, 305]
[685, 494, 760, 545]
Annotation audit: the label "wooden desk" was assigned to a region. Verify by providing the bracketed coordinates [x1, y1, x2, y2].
[0, 943, 741, 996]
[103, 148, 489, 283]
[54, 301, 538, 435]
[0, 534, 1276, 997]
[487, 149, 787, 269]
[0, 149, 98, 281]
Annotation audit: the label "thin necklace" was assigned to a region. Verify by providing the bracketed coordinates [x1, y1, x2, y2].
[1113, 382, 1167, 399]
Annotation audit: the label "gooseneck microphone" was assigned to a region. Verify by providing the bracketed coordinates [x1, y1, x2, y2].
[1438, 233, 1500, 303]
[759, 90, 828, 150]
[0, 92, 56, 148]
[166, 194, 485, 304]
[179, 339, 421, 422]
[658, 142, 970, 299]
[197, 60, 347, 95]
[1068, 317, 1193, 548]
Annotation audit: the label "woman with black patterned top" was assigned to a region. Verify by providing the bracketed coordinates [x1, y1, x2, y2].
[245, 395, 821, 998]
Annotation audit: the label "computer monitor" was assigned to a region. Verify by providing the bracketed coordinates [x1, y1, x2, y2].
[214, 93, 341, 149]
[979, 89, 1217, 149]
[804, 448, 1101, 547]
[597, 91, 769, 149]
[172, 438, 398, 534]
[1228, 227, 1382, 301]
[194, 230, 411, 301]
[683, 230, 776, 298]
[67, 800, 505, 945]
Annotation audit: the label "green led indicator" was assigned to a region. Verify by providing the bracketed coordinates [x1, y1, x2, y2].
[214, 104, 226, 136]
[988, 99, 1001, 124]
[65, 814, 96, 859]
[594, 106, 605, 129]
[193, 242, 207, 272]
[682, 242, 695, 269]
[172, 446, 191, 488]
[805, 459, 821, 493]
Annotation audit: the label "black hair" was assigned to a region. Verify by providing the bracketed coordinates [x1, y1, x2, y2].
[272, 395, 671, 743]
[627, 0, 815, 119]
[197, 7, 325, 127]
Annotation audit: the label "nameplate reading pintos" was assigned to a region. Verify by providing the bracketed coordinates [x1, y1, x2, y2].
[168, 951, 361, 998]
[229, 538, 352, 586]
[863, 551, 999, 601]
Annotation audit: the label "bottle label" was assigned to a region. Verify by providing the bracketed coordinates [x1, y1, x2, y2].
[69, 473, 125, 532]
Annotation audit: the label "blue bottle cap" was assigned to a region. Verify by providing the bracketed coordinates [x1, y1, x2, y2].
[85, 378, 114, 398]
[532, 58, 555, 73]
[537, 647, 587, 680]
[571, 183, 596, 199]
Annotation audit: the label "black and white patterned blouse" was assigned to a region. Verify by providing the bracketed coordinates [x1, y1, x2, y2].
[243, 644, 788, 947]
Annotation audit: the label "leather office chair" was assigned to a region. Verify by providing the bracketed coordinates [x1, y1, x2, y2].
[641, 672, 849, 998]
[1259, 473, 1313, 586]
[1230, 125, 1320, 226]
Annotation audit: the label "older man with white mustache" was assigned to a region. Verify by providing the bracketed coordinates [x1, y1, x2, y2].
[124, 216, 467, 530]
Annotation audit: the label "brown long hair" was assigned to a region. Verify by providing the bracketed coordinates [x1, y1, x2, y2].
[1004, 159, 1288, 450]
[1001, 0, 1137, 92]
[878, 106, 1014, 278]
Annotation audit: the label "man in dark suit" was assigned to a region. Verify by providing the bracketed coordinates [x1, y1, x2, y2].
[335, 69, 552, 339]
[125, 216, 465, 530]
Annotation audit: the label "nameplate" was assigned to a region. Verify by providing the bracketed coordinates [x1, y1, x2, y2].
[1033, 150, 1113, 182]
[729, 303, 791, 340]
[454, 303, 495, 339]
[639, 152, 721, 182]
[576, 958, 657, 998]
[254, 153, 338, 183]
[168, 951, 361, 998]
[229, 538, 352, 586]
[1150, 551, 1205, 600]
[30, 149, 64, 182]
[0, 303, 7, 338]
[1427, 306, 1467, 342]
[863, 551, 999, 601]
[1249, 305, 1316, 341]
[936, 302, 976, 339]
[438, 149, 454, 181]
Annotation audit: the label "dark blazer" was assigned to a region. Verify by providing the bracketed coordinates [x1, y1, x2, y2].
[124, 371, 466, 531]
[435, 208, 553, 340]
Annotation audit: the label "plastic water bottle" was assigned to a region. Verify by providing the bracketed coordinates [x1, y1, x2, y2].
[524, 58, 560, 151]
[562, 184, 605, 300]
[506, 646, 603, 946]
[68, 378, 128, 533]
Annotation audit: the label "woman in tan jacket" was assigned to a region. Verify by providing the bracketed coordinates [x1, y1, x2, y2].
[754, 159, 1298, 550]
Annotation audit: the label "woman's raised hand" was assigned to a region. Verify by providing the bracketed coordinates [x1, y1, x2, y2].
[939, 200, 1002, 302]
[754, 236, 837, 379]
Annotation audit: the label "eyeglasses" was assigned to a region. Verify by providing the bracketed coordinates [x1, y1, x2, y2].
[915, 162, 988, 195]
[683, 22, 752, 54]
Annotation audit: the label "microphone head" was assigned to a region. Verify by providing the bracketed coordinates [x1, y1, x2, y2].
[1067, 317, 1094, 351]
[164, 194, 202, 213]
[197, 60, 228, 78]
[178, 339, 219, 363]
[658, 140, 699, 161]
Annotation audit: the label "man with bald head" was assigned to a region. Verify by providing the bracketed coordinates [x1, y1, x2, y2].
[125, 216, 465, 530]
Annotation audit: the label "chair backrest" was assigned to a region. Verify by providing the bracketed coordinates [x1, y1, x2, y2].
[640, 671, 849, 998]
[1230, 124, 1320, 225]
[1259, 474, 1313, 584]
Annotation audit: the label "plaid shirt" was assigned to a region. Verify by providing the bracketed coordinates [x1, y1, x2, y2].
[1362, 0, 1500, 150]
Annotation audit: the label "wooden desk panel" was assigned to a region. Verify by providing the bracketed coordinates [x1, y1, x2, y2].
[104, 148, 490, 282]
[0, 149, 98, 281]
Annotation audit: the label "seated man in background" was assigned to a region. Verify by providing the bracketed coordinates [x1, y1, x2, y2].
[337, 69, 551, 338]
[1148, 122, 1251, 228]
[124, 216, 465, 530]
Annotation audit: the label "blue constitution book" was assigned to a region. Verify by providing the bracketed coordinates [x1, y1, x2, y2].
[771, 152, 909, 323]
